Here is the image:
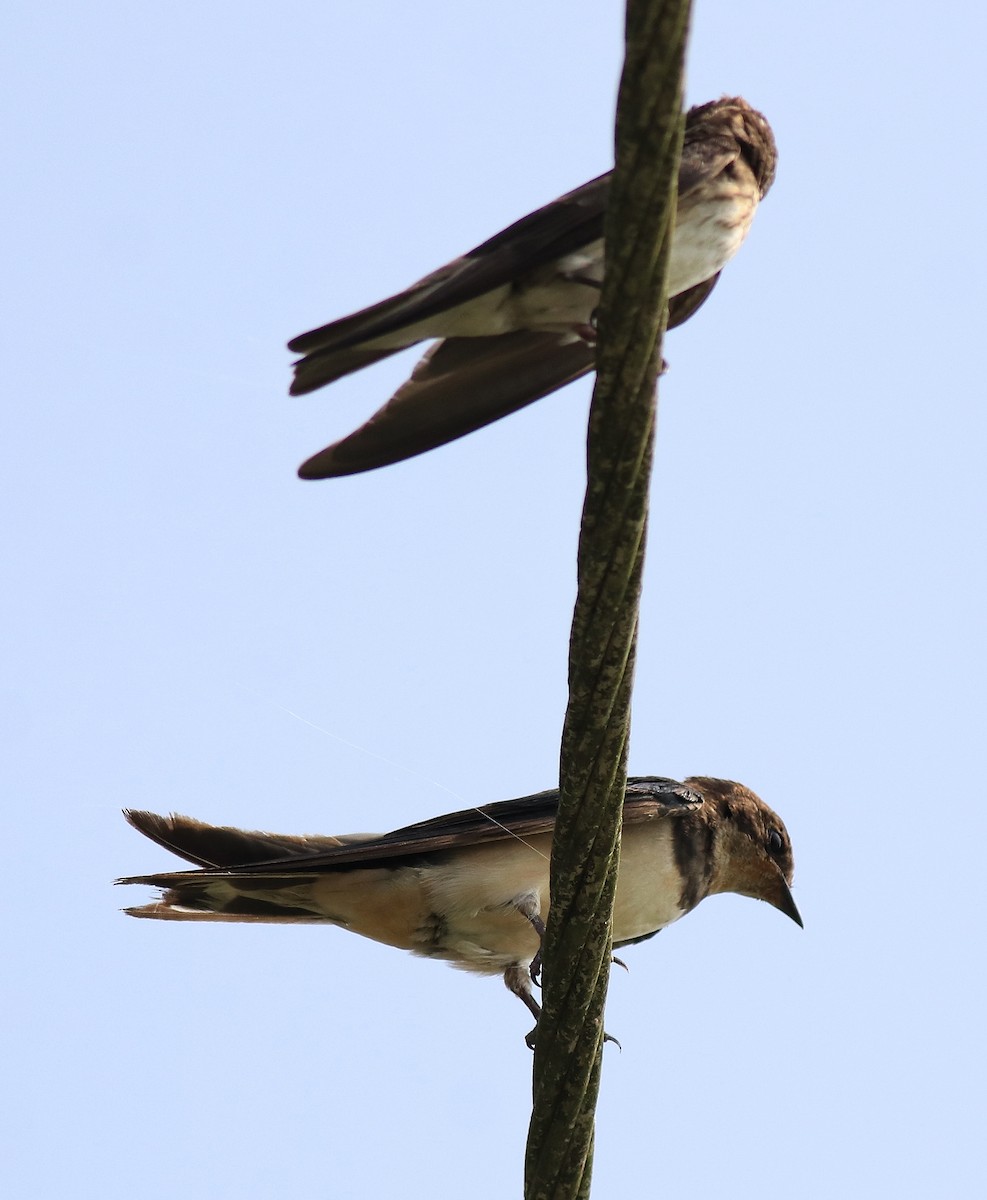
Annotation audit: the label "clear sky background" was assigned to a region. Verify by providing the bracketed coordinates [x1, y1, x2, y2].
[4, 3, 984, 1197]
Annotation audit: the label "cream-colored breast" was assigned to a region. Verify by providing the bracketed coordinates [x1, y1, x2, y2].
[612, 821, 687, 941]
[667, 185, 759, 295]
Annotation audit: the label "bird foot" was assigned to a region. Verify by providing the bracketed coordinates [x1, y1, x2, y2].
[529, 948, 543, 987]
[524, 1022, 622, 1052]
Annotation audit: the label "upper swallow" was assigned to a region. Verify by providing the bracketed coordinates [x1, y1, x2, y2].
[119, 775, 800, 1035]
[287, 97, 776, 479]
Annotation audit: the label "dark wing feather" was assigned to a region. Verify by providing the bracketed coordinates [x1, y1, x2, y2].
[119, 777, 702, 884]
[667, 272, 721, 329]
[358, 776, 702, 861]
[297, 332, 595, 478]
[288, 345, 404, 396]
[121, 810, 367, 869]
[287, 174, 610, 360]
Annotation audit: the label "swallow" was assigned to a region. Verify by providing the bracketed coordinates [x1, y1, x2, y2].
[119, 775, 800, 1038]
[287, 96, 776, 479]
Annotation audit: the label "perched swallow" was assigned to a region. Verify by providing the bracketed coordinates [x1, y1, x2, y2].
[288, 97, 776, 479]
[120, 775, 800, 1036]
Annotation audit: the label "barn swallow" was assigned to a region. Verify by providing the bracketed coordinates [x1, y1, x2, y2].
[287, 97, 776, 479]
[119, 775, 800, 1037]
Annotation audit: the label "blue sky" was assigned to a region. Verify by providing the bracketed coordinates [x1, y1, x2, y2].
[4, 3, 984, 1197]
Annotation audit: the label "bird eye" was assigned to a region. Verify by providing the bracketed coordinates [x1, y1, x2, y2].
[767, 829, 784, 854]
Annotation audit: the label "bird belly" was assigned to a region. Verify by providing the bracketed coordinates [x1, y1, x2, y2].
[306, 839, 551, 976]
[415, 836, 552, 974]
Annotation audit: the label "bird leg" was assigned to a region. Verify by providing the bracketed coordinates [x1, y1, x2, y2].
[506, 894, 623, 1050]
[557, 272, 670, 368]
[556, 272, 602, 343]
[503, 964, 542, 1050]
[501, 892, 547, 1048]
[512, 893, 547, 985]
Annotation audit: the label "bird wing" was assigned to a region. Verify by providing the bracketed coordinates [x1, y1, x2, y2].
[667, 271, 721, 329]
[286, 173, 610, 363]
[119, 776, 702, 885]
[296, 331, 596, 478]
[292, 266, 720, 478]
